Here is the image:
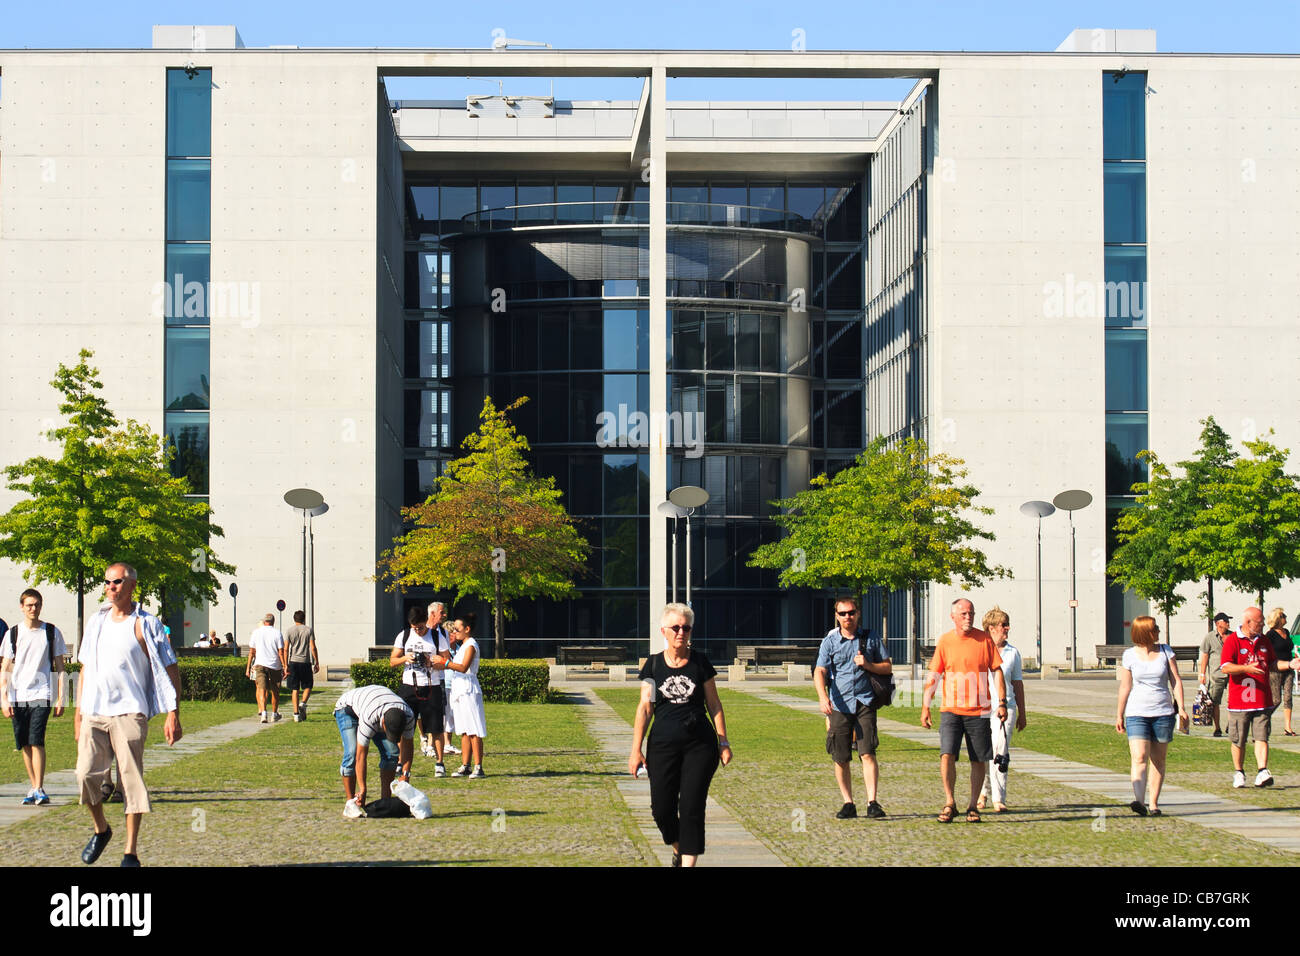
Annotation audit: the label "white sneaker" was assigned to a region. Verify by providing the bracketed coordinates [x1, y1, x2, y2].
[451, 764, 470, 777]
[259, 712, 267, 724]
[435, 763, 446, 777]
[469, 765, 485, 778]
[1255, 768, 1274, 787]
[293, 713, 301, 723]
[271, 712, 283, 722]
[1232, 770, 1246, 788]
[445, 744, 460, 755]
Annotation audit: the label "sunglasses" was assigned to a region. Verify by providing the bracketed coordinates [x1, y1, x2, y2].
[836, 610, 858, 617]
[103, 577, 127, 586]
[665, 624, 693, 634]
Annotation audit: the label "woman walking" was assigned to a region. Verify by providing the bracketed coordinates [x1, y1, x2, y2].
[628, 603, 732, 867]
[1265, 608, 1295, 735]
[1115, 615, 1188, 816]
[977, 606, 1027, 813]
[444, 614, 486, 778]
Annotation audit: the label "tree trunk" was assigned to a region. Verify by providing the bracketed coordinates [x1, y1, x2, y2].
[493, 570, 504, 659]
[1258, 589, 1265, 609]
[1164, 610, 1171, 638]
[76, 564, 85, 655]
[1206, 577, 1214, 629]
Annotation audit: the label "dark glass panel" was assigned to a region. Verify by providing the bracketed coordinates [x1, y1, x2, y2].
[569, 455, 602, 515]
[405, 185, 438, 239]
[165, 412, 208, 494]
[163, 244, 210, 324]
[166, 69, 211, 157]
[605, 597, 638, 642]
[826, 320, 862, 378]
[603, 518, 637, 587]
[571, 310, 602, 369]
[438, 184, 477, 234]
[737, 313, 760, 370]
[570, 373, 602, 445]
[1103, 72, 1147, 161]
[165, 328, 210, 410]
[403, 459, 439, 506]
[516, 184, 555, 222]
[604, 454, 639, 515]
[538, 311, 568, 370]
[1105, 413, 1149, 496]
[760, 379, 780, 444]
[748, 183, 783, 213]
[492, 312, 512, 372]
[739, 376, 760, 443]
[166, 159, 211, 240]
[637, 309, 649, 371]
[673, 310, 704, 370]
[480, 183, 515, 217]
[603, 374, 639, 436]
[571, 598, 601, 638]
[538, 375, 568, 442]
[508, 376, 538, 444]
[825, 388, 861, 448]
[706, 312, 734, 370]
[826, 251, 862, 310]
[825, 183, 862, 241]
[557, 184, 595, 222]
[1104, 247, 1148, 327]
[1105, 330, 1148, 411]
[1104, 163, 1146, 243]
[704, 521, 733, 586]
[787, 185, 825, 232]
[603, 309, 638, 370]
[512, 312, 538, 371]
[760, 313, 780, 372]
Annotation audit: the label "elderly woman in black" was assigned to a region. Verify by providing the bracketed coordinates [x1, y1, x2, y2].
[628, 602, 732, 867]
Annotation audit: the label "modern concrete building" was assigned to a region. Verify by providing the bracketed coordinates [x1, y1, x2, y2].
[1, 27, 1297, 666]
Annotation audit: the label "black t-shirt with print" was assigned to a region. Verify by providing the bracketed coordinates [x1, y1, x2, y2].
[639, 650, 718, 744]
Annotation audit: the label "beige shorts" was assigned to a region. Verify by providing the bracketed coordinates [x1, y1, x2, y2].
[76, 713, 151, 814]
[254, 665, 282, 693]
[1227, 709, 1270, 748]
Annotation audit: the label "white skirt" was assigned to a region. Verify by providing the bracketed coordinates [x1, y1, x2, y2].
[450, 692, 486, 738]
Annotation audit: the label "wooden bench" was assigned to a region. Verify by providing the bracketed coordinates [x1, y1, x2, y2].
[558, 645, 627, 666]
[1095, 644, 1199, 666]
[753, 645, 820, 666]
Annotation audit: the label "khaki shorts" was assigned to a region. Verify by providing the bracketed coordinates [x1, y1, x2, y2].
[254, 665, 282, 693]
[76, 713, 151, 814]
[1227, 710, 1270, 747]
[826, 704, 879, 762]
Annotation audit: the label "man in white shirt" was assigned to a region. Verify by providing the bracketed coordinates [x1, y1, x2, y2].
[1, 589, 67, 806]
[75, 563, 182, 867]
[391, 605, 451, 773]
[245, 613, 287, 722]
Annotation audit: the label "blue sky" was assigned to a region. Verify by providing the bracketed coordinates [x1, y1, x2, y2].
[3, 0, 1296, 101]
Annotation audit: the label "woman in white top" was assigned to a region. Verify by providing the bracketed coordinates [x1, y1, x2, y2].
[1115, 615, 1188, 816]
[445, 614, 486, 778]
[977, 606, 1027, 813]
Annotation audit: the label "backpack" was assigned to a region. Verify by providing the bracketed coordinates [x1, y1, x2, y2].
[9, 623, 59, 671]
[858, 629, 895, 708]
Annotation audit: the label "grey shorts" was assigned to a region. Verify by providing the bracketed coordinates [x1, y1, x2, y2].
[939, 711, 994, 762]
[1207, 677, 1228, 706]
[826, 704, 878, 762]
[1227, 709, 1270, 747]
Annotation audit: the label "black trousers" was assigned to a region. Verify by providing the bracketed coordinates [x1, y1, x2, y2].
[647, 732, 719, 856]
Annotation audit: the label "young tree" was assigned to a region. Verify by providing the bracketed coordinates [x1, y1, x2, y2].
[748, 436, 1010, 669]
[376, 397, 591, 658]
[1107, 451, 1188, 634]
[0, 350, 235, 644]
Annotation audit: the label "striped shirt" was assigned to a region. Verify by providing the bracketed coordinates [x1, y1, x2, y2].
[334, 685, 415, 747]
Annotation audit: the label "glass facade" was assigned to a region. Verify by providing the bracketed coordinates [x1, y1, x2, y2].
[399, 176, 860, 656]
[1103, 71, 1150, 642]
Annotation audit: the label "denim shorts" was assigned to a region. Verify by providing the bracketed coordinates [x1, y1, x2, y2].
[1125, 713, 1175, 743]
[335, 707, 401, 776]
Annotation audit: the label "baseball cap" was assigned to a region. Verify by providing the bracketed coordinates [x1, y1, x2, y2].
[1213, 612, 1231, 623]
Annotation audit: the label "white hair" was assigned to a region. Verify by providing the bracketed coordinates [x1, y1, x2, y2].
[660, 602, 695, 627]
[427, 601, 446, 615]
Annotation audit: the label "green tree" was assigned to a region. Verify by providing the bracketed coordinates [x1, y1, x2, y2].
[1107, 451, 1188, 634]
[1174, 417, 1239, 625]
[376, 397, 591, 658]
[0, 350, 235, 644]
[748, 436, 1010, 668]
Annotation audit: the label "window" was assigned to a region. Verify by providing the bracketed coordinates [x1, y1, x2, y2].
[1105, 413, 1148, 496]
[1103, 164, 1146, 243]
[1105, 330, 1148, 411]
[166, 160, 211, 240]
[1103, 73, 1147, 161]
[166, 69, 211, 157]
[1104, 247, 1147, 327]
[163, 245, 210, 323]
[164, 329, 210, 410]
[165, 413, 209, 494]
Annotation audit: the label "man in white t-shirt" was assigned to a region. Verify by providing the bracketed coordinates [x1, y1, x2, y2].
[1, 589, 68, 807]
[245, 614, 287, 722]
[75, 562, 182, 867]
[391, 605, 451, 773]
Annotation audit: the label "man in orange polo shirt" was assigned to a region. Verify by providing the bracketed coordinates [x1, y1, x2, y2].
[921, 598, 1007, 823]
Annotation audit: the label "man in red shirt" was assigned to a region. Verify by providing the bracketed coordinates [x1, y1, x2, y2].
[921, 598, 1007, 823]
[1221, 606, 1299, 788]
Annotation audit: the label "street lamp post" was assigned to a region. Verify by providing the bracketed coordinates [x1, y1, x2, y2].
[1053, 489, 1093, 673]
[656, 501, 687, 603]
[307, 502, 329, 629]
[669, 485, 710, 609]
[283, 488, 324, 619]
[1019, 500, 1056, 671]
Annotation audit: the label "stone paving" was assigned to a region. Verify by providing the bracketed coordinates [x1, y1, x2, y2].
[730, 682, 1300, 854]
[563, 684, 784, 866]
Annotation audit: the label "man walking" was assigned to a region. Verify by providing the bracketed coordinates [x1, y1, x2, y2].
[282, 610, 318, 722]
[1221, 606, 1298, 788]
[1, 589, 67, 806]
[245, 613, 287, 723]
[75, 563, 182, 866]
[333, 684, 415, 812]
[921, 598, 1007, 823]
[814, 597, 891, 820]
[1198, 612, 1232, 737]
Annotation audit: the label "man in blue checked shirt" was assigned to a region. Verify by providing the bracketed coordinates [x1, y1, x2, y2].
[814, 596, 892, 821]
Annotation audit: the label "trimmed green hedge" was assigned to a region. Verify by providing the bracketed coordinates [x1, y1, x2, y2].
[348, 658, 550, 703]
[176, 657, 258, 702]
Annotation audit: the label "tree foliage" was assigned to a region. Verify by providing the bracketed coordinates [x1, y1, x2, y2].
[748, 436, 1010, 659]
[1108, 451, 1188, 630]
[0, 350, 235, 642]
[376, 397, 591, 658]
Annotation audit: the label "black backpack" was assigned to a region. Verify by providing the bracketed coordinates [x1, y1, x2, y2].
[9, 623, 59, 670]
[858, 629, 895, 708]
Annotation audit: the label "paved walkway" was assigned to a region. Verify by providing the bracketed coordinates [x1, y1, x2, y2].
[730, 683, 1300, 854]
[563, 684, 784, 867]
[0, 690, 342, 830]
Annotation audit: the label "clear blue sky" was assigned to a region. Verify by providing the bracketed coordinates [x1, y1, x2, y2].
[2, 0, 1296, 101]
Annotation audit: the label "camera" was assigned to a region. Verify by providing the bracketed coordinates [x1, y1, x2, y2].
[993, 752, 1010, 774]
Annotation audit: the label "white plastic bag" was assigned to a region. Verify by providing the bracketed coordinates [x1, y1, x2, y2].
[342, 797, 366, 819]
[390, 779, 433, 819]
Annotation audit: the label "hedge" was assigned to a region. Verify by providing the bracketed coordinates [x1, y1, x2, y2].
[348, 658, 550, 703]
[65, 657, 257, 702]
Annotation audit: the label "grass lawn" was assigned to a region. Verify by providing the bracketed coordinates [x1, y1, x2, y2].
[768, 685, 1300, 811]
[598, 686, 1299, 866]
[0, 701, 254, 786]
[0, 690, 653, 867]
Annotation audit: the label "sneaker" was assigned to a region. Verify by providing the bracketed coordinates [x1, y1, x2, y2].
[34, 788, 50, 806]
[451, 764, 471, 777]
[81, 826, 113, 864]
[865, 800, 886, 819]
[21, 789, 36, 806]
[835, 801, 857, 819]
[1232, 770, 1247, 788]
[298, 704, 307, 721]
[435, 763, 446, 777]
[468, 765, 485, 778]
[445, 743, 460, 755]
[293, 713, 301, 723]
[1255, 768, 1274, 788]
[259, 712, 267, 723]
[1213, 729, 1223, 737]
[271, 712, 283, 722]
